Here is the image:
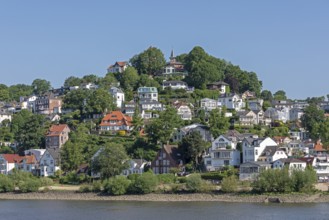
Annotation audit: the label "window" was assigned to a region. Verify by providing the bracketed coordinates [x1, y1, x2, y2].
[255, 149, 258, 155]
[224, 160, 230, 166]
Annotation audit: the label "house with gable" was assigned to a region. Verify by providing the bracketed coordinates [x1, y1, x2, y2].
[200, 98, 218, 111]
[247, 99, 264, 111]
[39, 149, 60, 177]
[137, 87, 158, 102]
[46, 124, 71, 149]
[172, 123, 212, 143]
[257, 146, 287, 163]
[218, 93, 245, 111]
[107, 61, 129, 73]
[173, 102, 192, 121]
[160, 50, 188, 77]
[206, 81, 228, 94]
[19, 155, 38, 174]
[204, 135, 241, 171]
[151, 144, 184, 174]
[272, 158, 307, 171]
[162, 80, 188, 90]
[237, 110, 264, 126]
[34, 93, 62, 115]
[109, 86, 125, 108]
[0, 154, 23, 174]
[242, 137, 278, 163]
[239, 161, 271, 181]
[122, 159, 149, 176]
[99, 111, 133, 133]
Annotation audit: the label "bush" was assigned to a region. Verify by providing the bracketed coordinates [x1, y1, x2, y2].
[157, 174, 176, 184]
[177, 177, 187, 183]
[18, 178, 41, 193]
[186, 174, 203, 192]
[103, 176, 131, 195]
[129, 172, 158, 194]
[59, 172, 89, 184]
[78, 185, 91, 193]
[92, 181, 102, 192]
[221, 176, 238, 193]
[201, 172, 226, 181]
[0, 174, 14, 192]
[40, 177, 54, 186]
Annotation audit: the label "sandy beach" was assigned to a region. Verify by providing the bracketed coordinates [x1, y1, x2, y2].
[1, 191, 329, 203]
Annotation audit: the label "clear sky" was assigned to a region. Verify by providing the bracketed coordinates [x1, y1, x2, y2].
[0, 0, 328, 99]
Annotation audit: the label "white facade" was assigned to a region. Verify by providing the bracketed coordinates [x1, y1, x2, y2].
[176, 105, 192, 120]
[137, 87, 158, 102]
[0, 155, 16, 175]
[200, 98, 218, 111]
[109, 87, 125, 108]
[273, 159, 307, 171]
[205, 135, 241, 170]
[289, 108, 304, 121]
[218, 94, 245, 111]
[242, 137, 277, 163]
[39, 150, 59, 177]
[122, 159, 148, 176]
[107, 62, 128, 73]
[0, 113, 11, 124]
[162, 81, 188, 90]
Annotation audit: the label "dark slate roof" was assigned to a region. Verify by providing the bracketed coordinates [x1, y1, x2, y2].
[163, 144, 183, 163]
[260, 146, 279, 157]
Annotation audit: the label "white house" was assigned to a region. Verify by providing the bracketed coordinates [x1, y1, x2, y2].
[172, 123, 212, 142]
[138, 87, 158, 102]
[218, 93, 245, 111]
[175, 104, 192, 121]
[39, 149, 60, 177]
[200, 98, 218, 111]
[81, 83, 99, 90]
[272, 158, 307, 171]
[204, 135, 241, 170]
[247, 99, 264, 111]
[107, 61, 129, 73]
[239, 161, 271, 181]
[206, 81, 228, 94]
[242, 137, 278, 163]
[289, 108, 304, 121]
[257, 146, 288, 163]
[122, 159, 148, 176]
[0, 113, 11, 124]
[237, 110, 264, 126]
[109, 87, 125, 108]
[162, 81, 188, 90]
[0, 154, 23, 175]
[140, 100, 163, 111]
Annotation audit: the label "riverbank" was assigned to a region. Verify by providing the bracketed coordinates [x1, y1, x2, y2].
[1, 191, 329, 203]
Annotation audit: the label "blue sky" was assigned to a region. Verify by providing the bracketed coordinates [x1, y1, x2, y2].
[0, 0, 328, 99]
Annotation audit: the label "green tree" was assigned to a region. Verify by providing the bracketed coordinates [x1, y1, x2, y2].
[15, 114, 46, 153]
[186, 174, 203, 192]
[82, 74, 99, 84]
[8, 84, 33, 101]
[129, 172, 158, 194]
[184, 46, 225, 89]
[138, 74, 161, 88]
[273, 90, 287, 100]
[301, 103, 325, 140]
[63, 89, 91, 115]
[221, 175, 238, 193]
[32, 79, 52, 95]
[85, 88, 114, 114]
[260, 90, 273, 101]
[103, 176, 131, 195]
[0, 84, 10, 101]
[64, 76, 82, 87]
[179, 131, 208, 167]
[98, 73, 118, 90]
[209, 108, 230, 138]
[145, 107, 183, 145]
[130, 46, 166, 75]
[92, 143, 129, 179]
[120, 66, 140, 91]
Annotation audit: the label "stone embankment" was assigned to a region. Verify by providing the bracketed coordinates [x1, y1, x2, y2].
[1, 191, 329, 203]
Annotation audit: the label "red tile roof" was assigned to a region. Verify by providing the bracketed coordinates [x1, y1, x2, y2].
[1, 154, 24, 163]
[314, 140, 326, 152]
[100, 111, 132, 127]
[23, 155, 37, 164]
[47, 124, 69, 137]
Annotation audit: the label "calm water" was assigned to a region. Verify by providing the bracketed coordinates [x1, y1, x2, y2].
[0, 200, 328, 220]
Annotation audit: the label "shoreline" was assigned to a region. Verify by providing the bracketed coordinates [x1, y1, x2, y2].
[1, 191, 329, 203]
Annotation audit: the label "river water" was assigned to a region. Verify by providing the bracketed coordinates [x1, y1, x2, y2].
[0, 200, 328, 220]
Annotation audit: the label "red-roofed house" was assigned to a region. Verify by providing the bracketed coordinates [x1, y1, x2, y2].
[0, 154, 23, 174]
[46, 124, 70, 149]
[20, 155, 38, 173]
[99, 111, 133, 133]
[107, 61, 129, 73]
